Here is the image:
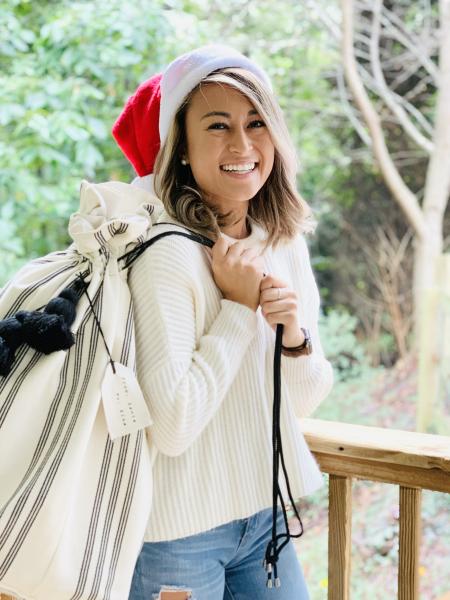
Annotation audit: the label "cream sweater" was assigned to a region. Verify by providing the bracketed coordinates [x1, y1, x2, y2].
[128, 210, 334, 542]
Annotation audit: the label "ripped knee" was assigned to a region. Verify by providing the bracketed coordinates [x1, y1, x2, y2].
[153, 585, 193, 599]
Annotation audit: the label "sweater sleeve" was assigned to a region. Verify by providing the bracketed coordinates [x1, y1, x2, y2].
[281, 234, 334, 419]
[128, 235, 258, 457]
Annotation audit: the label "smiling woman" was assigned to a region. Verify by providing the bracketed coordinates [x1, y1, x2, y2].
[110, 43, 333, 600]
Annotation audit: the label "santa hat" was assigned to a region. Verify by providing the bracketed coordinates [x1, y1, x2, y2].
[112, 44, 273, 191]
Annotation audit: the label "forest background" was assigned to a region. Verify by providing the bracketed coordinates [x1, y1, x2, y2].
[0, 0, 449, 598]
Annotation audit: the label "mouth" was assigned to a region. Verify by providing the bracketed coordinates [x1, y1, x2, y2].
[220, 162, 259, 177]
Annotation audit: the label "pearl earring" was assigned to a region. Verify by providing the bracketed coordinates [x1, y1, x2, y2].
[181, 158, 188, 165]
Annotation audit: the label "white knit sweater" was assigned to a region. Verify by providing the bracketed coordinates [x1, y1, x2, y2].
[128, 210, 334, 542]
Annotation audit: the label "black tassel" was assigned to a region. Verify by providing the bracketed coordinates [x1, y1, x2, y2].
[15, 283, 81, 354]
[0, 276, 87, 377]
[44, 287, 79, 327]
[15, 310, 75, 354]
[0, 316, 24, 376]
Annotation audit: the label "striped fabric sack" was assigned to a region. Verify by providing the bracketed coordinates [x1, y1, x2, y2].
[0, 180, 208, 600]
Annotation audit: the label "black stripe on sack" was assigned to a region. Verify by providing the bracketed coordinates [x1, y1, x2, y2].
[0, 265, 91, 401]
[77, 294, 137, 599]
[0, 288, 99, 567]
[3, 261, 79, 317]
[0, 346, 72, 521]
[0, 290, 101, 576]
[93, 232, 105, 250]
[95, 230, 108, 248]
[69, 437, 114, 600]
[0, 321, 82, 568]
[0, 287, 103, 577]
[107, 222, 129, 237]
[102, 295, 138, 598]
[0, 351, 41, 431]
[119, 300, 133, 366]
[87, 436, 130, 599]
[104, 431, 143, 599]
[0, 353, 70, 525]
[0, 284, 97, 527]
[94, 232, 103, 248]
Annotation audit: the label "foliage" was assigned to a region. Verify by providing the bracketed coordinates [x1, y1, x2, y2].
[319, 308, 372, 381]
[0, 0, 172, 283]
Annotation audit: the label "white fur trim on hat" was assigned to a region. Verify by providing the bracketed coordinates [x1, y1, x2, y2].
[131, 174, 155, 195]
[159, 44, 273, 146]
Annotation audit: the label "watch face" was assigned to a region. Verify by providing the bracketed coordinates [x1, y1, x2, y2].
[303, 329, 312, 354]
[305, 337, 313, 354]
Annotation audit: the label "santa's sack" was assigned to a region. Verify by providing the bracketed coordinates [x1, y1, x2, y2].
[0, 180, 163, 600]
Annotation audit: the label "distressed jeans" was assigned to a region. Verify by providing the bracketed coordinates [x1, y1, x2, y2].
[128, 505, 311, 600]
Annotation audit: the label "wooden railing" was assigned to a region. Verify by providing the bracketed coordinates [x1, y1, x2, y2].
[1, 419, 449, 600]
[299, 418, 450, 600]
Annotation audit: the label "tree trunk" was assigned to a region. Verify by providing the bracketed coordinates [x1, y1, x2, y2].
[341, 0, 450, 347]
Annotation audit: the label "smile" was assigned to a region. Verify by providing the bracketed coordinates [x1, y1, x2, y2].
[220, 163, 258, 177]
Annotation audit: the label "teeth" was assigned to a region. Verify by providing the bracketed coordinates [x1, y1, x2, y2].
[221, 162, 256, 172]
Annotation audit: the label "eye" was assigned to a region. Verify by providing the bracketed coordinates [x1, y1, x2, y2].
[208, 122, 227, 130]
[250, 120, 266, 127]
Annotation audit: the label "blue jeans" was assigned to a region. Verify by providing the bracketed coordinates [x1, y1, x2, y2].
[128, 506, 310, 599]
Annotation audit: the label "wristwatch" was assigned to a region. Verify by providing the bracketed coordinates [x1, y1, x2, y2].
[281, 327, 312, 357]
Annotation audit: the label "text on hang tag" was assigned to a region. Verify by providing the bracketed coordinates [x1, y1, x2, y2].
[101, 362, 153, 440]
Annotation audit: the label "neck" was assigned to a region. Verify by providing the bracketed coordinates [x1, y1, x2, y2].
[221, 214, 250, 239]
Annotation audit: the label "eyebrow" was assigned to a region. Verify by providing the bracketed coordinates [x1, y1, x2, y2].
[200, 109, 259, 121]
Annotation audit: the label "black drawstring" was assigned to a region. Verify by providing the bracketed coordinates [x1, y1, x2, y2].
[263, 323, 304, 588]
[75, 272, 116, 375]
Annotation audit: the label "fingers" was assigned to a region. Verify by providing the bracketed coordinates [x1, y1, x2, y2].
[212, 237, 249, 261]
[262, 296, 297, 314]
[260, 274, 289, 292]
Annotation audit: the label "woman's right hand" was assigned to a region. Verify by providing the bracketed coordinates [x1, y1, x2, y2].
[211, 236, 265, 312]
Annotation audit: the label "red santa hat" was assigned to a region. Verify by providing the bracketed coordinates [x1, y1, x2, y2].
[112, 44, 273, 182]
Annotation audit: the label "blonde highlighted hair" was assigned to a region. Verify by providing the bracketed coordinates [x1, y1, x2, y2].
[153, 66, 316, 251]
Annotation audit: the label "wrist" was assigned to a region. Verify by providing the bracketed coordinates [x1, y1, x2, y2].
[282, 328, 305, 348]
[224, 295, 258, 313]
[281, 327, 312, 357]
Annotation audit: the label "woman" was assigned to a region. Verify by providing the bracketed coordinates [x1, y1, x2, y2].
[112, 44, 333, 600]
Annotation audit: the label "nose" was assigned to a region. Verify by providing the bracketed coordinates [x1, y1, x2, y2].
[229, 125, 253, 153]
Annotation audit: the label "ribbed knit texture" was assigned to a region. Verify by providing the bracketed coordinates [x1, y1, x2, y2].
[128, 210, 334, 542]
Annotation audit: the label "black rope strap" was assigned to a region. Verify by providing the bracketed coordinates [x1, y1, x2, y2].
[263, 322, 304, 588]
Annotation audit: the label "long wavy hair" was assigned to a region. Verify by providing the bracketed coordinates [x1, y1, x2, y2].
[152, 66, 316, 251]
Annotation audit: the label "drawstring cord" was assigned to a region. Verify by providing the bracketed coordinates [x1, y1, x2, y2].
[75, 273, 116, 375]
[263, 322, 304, 588]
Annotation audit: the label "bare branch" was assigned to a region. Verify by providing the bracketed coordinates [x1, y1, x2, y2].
[336, 65, 372, 146]
[369, 0, 434, 153]
[341, 0, 426, 238]
[380, 6, 440, 85]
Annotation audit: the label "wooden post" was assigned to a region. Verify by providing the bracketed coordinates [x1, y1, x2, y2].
[328, 474, 352, 600]
[398, 486, 422, 600]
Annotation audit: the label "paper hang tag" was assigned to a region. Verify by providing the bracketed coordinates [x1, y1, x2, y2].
[101, 362, 153, 440]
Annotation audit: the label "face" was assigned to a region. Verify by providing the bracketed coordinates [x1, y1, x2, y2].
[183, 83, 275, 215]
